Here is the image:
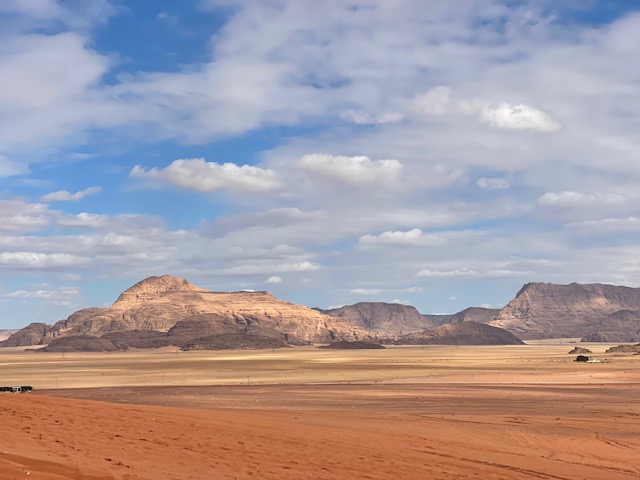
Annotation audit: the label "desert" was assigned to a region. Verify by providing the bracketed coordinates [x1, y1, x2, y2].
[1, 343, 640, 480]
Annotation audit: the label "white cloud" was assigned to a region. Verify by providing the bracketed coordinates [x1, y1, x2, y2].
[2, 285, 80, 306]
[340, 110, 404, 125]
[537, 191, 627, 208]
[413, 86, 453, 115]
[130, 158, 282, 193]
[265, 276, 283, 284]
[359, 228, 442, 247]
[415, 268, 477, 278]
[392, 299, 411, 305]
[406, 286, 423, 293]
[0, 199, 50, 232]
[57, 212, 109, 228]
[0, 252, 91, 269]
[41, 186, 101, 202]
[223, 261, 321, 275]
[479, 102, 561, 133]
[296, 154, 402, 186]
[476, 177, 510, 190]
[350, 288, 383, 295]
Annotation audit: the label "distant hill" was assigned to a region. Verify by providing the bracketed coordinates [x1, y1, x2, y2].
[445, 307, 500, 324]
[0, 329, 17, 342]
[318, 302, 436, 336]
[395, 322, 524, 345]
[490, 282, 640, 341]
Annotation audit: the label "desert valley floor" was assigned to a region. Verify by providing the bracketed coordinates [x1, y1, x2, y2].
[1, 343, 639, 479]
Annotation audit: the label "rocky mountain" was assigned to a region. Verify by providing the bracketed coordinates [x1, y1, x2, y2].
[318, 302, 435, 336]
[395, 321, 524, 345]
[0, 323, 52, 347]
[490, 282, 640, 341]
[445, 307, 500, 324]
[1, 275, 379, 348]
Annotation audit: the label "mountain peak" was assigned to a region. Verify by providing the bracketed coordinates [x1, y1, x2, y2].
[112, 275, 205, 308]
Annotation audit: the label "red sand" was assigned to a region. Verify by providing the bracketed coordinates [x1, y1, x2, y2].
[1, 382, 639, 479]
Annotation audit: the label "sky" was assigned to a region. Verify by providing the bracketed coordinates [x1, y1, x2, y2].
[1, 0, 640, 328]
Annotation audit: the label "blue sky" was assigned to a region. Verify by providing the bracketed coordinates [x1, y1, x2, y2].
[2, 0, 640, 328]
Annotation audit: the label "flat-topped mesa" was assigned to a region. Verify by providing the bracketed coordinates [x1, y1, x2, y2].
[489, 281, 640, 340]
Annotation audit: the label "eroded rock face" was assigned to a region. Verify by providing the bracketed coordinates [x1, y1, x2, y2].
[0, 323, 52, 347]
[3, 275, 379, 348]
[490, 283, 640, 341]
[395, 321, 524, 345]
[319, 302, 435, 336]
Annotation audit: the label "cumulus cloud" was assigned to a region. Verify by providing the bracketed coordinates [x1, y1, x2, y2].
[359, 228, 442, 247]
[57, 212, 109, 228]
[0, 252, 91, 269]
[476, 177, 510, 190]
[478, 103, 561, 133]
[41, 186, 101, 202]
[414, 87, 560, 133]
[340, 110, 404, 125]
[296, 154, 402, 186]
[223, 261, 321, 275]
[537, 191, 627, 208]
[413, 86, 453, 115]
[265, 276, 283, 284]
[0, 199, 50, 232]
[2, 285, 80, 306]
[349, 288, 383, 295]
[415, 267, 477, 278]
[130, 158, 282, 193]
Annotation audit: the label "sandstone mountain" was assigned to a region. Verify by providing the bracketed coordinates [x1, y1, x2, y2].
[0, 323, 51, 347]
[1, 275, 379, 348]
[490, 282, 640, 341]
[318, 302, 436, 336]
[445, 307, 500, 324]
[395, 321, 524, 345]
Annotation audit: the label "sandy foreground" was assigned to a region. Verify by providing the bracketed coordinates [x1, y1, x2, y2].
[0, 344, 639, 479]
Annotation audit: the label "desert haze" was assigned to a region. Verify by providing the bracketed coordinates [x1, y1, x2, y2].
[1, 344, 639, 479]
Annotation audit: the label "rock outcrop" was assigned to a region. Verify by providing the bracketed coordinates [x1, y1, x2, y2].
[395, 321, 524, 345]
[319, 302, 435, 336]
[490, 282, 640, 341]
[605, 344, 640, 354]
[38, 335, 125, 353]
[568, 347, 592, 354]
[181, 333, 289, 351]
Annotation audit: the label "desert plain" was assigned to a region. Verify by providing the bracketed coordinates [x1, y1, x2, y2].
[1, 343, 639, 480]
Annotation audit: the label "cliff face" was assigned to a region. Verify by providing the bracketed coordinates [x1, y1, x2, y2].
[1, 276, 378, 347]
[319, 302, 435, 336]
[489, 282, 640, 341]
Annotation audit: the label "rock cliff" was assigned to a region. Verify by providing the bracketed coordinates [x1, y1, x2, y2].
[489, 282, 640, 341]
